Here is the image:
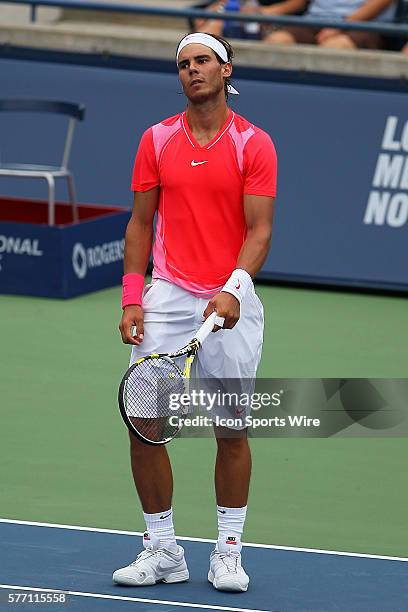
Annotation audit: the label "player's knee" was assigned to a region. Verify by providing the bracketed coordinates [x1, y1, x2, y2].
[216, 433, 249, 457]
[129, 431, 168, 460]
[129, 431, 151, 457]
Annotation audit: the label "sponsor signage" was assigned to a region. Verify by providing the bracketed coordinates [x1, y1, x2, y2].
[1, 58, 407, 291]
[364, 116, 408, 228]
[0, 200, 130, 298]
[259, 110, 408, 291]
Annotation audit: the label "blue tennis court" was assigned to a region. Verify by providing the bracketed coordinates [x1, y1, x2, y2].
[1, 519, 407, 612]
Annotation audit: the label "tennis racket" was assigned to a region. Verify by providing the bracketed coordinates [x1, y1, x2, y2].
[118, 311, 218, 446]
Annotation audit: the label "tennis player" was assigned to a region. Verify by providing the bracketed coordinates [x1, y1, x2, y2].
[113, 32, 277, 592]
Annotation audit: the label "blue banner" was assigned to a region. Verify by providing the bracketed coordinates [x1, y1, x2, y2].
[1, 58, 407, 291]
[0, 206, 130, 298]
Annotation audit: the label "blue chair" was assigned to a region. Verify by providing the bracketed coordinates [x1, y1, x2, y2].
[0, 99, 86, 225]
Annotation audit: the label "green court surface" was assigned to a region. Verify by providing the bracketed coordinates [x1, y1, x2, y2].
[0, 284, 407, 558]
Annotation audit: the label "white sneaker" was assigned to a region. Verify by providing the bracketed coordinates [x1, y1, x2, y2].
[113, 532, 189, 586]
[208, 536, 249, 592]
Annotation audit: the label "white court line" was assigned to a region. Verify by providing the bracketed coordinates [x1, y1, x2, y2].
[0, 585, 269, 612]
[1, 517, 407, 562]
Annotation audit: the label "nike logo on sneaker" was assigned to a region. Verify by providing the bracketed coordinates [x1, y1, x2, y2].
[160, 513, 171, 520]
[191, 160, 208, 166]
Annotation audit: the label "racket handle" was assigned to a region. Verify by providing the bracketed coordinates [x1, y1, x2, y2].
[195, 311, 218, 345]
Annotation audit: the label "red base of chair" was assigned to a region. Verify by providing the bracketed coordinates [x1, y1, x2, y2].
[0, 196, 127, 226]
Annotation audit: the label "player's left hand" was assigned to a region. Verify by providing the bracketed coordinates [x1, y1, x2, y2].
[203, 292, 240, 332]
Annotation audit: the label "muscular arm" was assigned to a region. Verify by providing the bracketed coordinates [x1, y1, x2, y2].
[119, 187, 159, 345]
[124, 187, 159, 274]
[204, 194, 275, 329]
[236, 194, 275, 277]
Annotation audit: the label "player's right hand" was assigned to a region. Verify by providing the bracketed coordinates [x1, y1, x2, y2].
[119, 305, 144, 345]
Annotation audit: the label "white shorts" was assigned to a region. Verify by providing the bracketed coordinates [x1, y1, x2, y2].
[130, 279, 264, 429]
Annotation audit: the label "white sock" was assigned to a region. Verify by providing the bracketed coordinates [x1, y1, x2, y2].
[143, 507, 177, 552]
[217, 505, 247, 542]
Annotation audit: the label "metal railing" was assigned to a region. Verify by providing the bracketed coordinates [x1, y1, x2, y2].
[1, 0, 408, 38]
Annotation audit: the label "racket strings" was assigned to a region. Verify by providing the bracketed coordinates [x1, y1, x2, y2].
[124, 357, 187, 443]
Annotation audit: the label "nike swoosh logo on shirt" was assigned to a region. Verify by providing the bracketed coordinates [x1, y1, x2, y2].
[191, 160, 209, 166]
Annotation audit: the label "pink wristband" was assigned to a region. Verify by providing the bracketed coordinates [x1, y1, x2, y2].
[122, 273, 144, 309]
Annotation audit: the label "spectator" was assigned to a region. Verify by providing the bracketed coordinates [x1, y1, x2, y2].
[264, 0, 396, 49]
[194, 0, 306, 38]
[244, 0, 308, 40]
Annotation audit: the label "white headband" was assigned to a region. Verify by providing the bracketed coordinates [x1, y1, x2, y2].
[176, 33, 239, 95]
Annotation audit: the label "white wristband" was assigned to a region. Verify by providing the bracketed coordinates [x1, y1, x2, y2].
[222, 268, 253, 305]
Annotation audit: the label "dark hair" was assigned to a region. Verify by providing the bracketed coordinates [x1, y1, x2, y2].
[177, 33, 235, 100]
[207, 33, 235, 100]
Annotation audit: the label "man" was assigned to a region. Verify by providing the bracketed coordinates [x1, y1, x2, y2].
[113, 32, 277, 593]
[265, 0, 396, 49]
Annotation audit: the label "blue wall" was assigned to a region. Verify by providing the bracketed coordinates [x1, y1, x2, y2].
[1, 57, 407, 290]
